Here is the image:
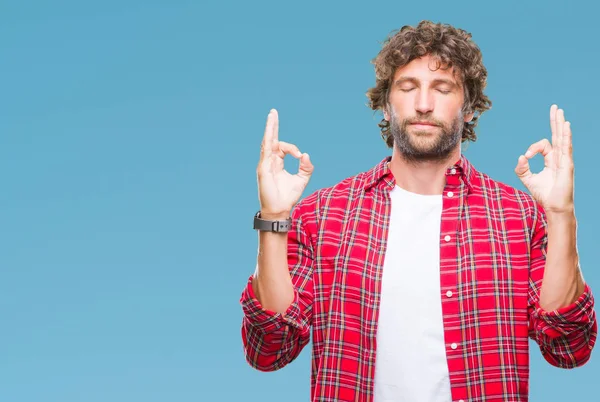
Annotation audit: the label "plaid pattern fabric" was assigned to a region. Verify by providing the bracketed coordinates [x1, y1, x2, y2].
[240, 155, 597, 402]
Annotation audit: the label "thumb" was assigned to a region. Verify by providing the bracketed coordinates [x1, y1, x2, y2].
[514, 155, 532, 180]
[297, 153, 314, 180]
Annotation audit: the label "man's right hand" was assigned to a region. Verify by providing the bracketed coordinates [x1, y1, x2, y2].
[257, 109, 314, 219]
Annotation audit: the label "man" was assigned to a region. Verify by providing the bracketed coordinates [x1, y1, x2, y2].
[239, 20, 597, 402]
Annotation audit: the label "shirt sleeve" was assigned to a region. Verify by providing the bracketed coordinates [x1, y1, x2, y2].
[528, 204, 597, 368]
[239, 202, 315, 372]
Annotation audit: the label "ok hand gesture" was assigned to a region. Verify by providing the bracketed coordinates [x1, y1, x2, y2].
[257, 109, 314, 218]
[515, 105, 575, 214]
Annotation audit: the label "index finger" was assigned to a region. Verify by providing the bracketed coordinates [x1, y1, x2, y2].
[260, 109, 278, 161]
[525, 138, 553, 167]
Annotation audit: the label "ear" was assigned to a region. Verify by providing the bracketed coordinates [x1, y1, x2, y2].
[464, 111, 474, 123]
[383, 107, 390, 121]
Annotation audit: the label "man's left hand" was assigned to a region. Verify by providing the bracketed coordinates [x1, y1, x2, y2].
[515, 104, 575, 214]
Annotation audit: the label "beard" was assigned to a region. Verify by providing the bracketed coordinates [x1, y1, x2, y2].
[390, 109, 465, 164]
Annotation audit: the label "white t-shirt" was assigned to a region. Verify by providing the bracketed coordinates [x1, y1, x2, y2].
[374, 185, 452, 402]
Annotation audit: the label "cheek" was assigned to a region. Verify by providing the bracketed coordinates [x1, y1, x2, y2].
[387, 98, 411, 118]
[439, 100, 464, 120]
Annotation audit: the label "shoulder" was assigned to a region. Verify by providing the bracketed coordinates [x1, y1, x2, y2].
[292, 157, 389, 221]
[473, 169, 546, 229]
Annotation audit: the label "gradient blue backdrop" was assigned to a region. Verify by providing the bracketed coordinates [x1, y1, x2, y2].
[1, 1, 598, 401]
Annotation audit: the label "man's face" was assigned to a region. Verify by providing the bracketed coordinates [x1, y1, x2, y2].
[384, 54, 474, 162]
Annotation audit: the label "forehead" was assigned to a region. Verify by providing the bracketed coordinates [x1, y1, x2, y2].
[393, 55, 460, 83]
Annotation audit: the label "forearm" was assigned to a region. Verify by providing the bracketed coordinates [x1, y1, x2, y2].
[241, 209, 314, 371]
[539, 209, 586, 311]
[252, 213, 295, 314]
[242, 268, 311, 372]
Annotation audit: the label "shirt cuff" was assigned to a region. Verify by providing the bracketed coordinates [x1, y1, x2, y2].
[240, 275, 304, 335]
[532, 283, 596, 339]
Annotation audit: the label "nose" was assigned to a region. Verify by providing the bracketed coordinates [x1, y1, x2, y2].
[415, 88, 434, 114]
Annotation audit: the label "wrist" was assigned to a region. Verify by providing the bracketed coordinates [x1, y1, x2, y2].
[259, 210, 291, 220]
[545, 208, 576, 224]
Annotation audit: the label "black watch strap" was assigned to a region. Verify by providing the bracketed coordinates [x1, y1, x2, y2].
[253, 211, 292, 232]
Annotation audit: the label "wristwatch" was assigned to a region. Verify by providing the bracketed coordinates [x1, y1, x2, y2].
[253, 211, 292, 232]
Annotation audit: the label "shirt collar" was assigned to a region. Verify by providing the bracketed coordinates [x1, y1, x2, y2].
[362, 154, 477, 193]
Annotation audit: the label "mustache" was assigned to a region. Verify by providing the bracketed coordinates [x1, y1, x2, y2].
[404, 117, 444, 126]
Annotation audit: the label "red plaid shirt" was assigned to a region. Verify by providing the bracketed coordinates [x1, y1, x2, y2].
[240, 155, 597, 402]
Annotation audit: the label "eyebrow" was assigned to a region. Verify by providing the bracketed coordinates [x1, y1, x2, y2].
[393, 76, 459, 88]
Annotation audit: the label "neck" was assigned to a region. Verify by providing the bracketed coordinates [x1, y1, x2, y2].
[388, 146, 461, 195]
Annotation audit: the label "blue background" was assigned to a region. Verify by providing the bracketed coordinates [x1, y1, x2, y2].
[1, 0, 598, 401]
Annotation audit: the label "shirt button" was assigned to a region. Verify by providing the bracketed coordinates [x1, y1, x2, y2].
[451, 343, 458, 350]
[447, 191, 454, 197]
[444, 235, 451, 242]
[458, 400, 465, 402]
[446, 290, 453, 297]
[450, 168, 457, 174]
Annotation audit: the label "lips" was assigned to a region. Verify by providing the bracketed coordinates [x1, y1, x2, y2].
[410, 122, 438, 126]
[410, 122, 439, 129]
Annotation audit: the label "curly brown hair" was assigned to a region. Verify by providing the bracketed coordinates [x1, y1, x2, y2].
[366, 20, 492, 148]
